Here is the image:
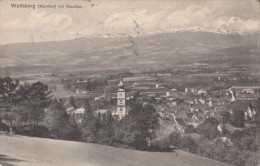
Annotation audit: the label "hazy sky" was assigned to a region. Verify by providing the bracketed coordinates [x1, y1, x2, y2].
[0, 0, 259, 45]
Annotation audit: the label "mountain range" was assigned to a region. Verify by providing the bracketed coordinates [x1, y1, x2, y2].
[0, 28, 259, 69]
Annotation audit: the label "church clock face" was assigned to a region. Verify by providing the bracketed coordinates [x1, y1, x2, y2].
[117, 91, 125, 99]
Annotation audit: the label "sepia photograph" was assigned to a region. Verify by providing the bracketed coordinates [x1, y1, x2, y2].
[0, 0, 259, 165]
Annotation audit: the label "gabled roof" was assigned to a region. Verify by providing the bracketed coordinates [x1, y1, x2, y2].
[96, 109, 108, 114]
[173, 111, 188, 119]
[191, 103, 209, 110]
[228, 101, 249, 111]
[186, 112, 194, 118]
[175, 118, 186, 127]
[75, 107, 86, 114]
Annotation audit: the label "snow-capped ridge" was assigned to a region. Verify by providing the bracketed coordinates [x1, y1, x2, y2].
[78, 27, 255, 40]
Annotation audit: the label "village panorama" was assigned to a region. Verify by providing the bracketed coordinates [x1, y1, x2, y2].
[0, 44, 259, 165]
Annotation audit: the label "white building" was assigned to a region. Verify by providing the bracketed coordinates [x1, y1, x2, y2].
[115, 79, 126, 119]
[198, 88, 207, 95]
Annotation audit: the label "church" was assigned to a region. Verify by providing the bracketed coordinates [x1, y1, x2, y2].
[114, 78, 127, 119]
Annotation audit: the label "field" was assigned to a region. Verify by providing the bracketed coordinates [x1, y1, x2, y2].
[0, 135, 231, 166]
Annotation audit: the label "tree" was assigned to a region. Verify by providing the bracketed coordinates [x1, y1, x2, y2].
[204, 117, 219, 126]
[69, 96, 77, 109]
[24, 82, 51, 126]
[185, 125, 196, 134]
[169, 132, 182, 149]
[67, 116, 81, 141]
[181, 136, 198, 154]
[196, 122, 219, 140]
[245, 153, 258, 166]
[96, 112, 117, 145]
[80, 103, 97, 142]
[232, 109, 245, 128]
[221, 111, 232, 124]
[118, 103, 160, 150]
[231, 129, 257, 152]
[43, 99, 74, 139]
[0, 77, 24, 133]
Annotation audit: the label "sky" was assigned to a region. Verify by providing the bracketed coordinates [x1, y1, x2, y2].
[0, 0, 259, 45]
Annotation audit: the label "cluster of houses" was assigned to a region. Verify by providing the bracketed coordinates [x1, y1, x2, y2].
[130, 83, 259, 135]
[65, 79, 259, 135]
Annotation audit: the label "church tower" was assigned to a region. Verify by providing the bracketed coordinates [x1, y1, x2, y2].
[117, 78, 126, 119]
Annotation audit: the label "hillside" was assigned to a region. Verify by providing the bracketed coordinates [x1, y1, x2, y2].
[0, 135, 231, 166]
[0, 31, 259, 68]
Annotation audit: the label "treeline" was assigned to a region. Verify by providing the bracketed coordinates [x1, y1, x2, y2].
[159, 115, 258, 166]
[78, 101, 159, 150]
[63, 79, 107, 92]
[166, 129, 258, 166]
[0, 77, 160, 151]
[0, 77, 51, 133]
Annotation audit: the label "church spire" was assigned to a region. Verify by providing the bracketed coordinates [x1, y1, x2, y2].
[118, 76, 125, 89]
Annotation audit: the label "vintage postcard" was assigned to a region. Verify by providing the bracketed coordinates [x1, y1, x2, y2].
[0, 0, 259, 166]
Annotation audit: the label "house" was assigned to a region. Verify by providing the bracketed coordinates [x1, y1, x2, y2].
[133, 83, 140, 87]
[171, 88, 178, 92]
[228, 101, 249, 112]
[198, 88, 207, 95]
[185, 112, 200, 126]
[66, 107, 75, 114]
[95, 94, 106, 101]
[166, 91, 171, 97]
[191, 103, 209, 112]
[232, 85, 260, 101]
[208, 100, 213, 107]
[191, 88, 198, 93]
[96, 109, 109, 114]
[235, 91, 258, 101]
[166, 90, 180, 100]
[217, 123, 236, 135]
[244, 103, 257, 120]
[213, 137, 233, 146]
[190, 104, 207, 121]
[74, 107, 86, 114]
[145, 88, 166, 98]
[71, 107, 86, 124]
[75, 87, 81, 94]
[199, 98, 205, 104]
[105, 93, 117, 99]
[185, 99, 194, 105]
[242, 89, 254, 94]
[171, 113, 185, 132]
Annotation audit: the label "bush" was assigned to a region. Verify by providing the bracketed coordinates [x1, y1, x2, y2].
[0, 122, 10, 132]
[181, 136, 198, 153]
[245, 153, 258, 166]
[14, 125, 51, 138]
[185, 125, 196, 134]
[196, 122, 219, 140]
[149, 138, 172, 152]
[169, 132, 182, 149]
[232, 109, 245, 128]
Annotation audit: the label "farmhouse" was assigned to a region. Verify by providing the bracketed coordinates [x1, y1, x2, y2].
[198, 88, 207, 95]
[232, 85, 260, 101]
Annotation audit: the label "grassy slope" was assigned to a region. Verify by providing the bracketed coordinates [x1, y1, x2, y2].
[0, 135, 230, 166]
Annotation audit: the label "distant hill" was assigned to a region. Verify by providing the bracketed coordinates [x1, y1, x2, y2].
[0, 30, 259, 68]
[0, 135, 231, 166]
